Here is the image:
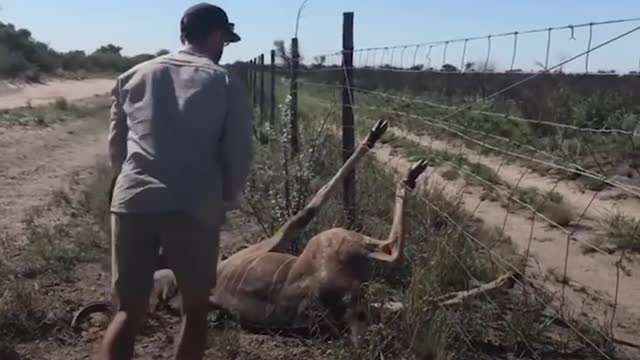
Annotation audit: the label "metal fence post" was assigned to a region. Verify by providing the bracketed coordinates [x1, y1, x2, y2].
[252, 57, 258, 107]
[289, 38, 300, 154]
[270, 49, 276, 126]
[342, 12, 356, 227]
[259, 54, 265, 125]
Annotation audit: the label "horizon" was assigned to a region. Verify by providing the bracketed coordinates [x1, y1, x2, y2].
[2, 1, 640, 73]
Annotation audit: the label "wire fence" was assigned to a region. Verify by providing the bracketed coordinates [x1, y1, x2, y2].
[239, 13, 640, 359]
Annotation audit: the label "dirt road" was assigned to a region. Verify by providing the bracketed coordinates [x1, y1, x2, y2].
[393, 128, 640, 224]
[0, 78, 114, 110]
[0, 80, 113, 241]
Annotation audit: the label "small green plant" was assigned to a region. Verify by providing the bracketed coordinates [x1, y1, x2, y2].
[579, 176, 608, 192]
[538, 202, 574, 227]
[53, 97, 69, 110]
[512, 187, 574, 226]
[601, 211, 640, 252]
[469, 162, 502, 186]
[441, 167, 460, 181]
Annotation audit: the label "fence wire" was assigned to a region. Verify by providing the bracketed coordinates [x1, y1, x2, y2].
[244, 15, 640, 359]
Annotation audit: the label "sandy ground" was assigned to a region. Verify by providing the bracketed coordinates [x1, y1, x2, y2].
[0, 80, 297, 359]
[0, 119, 107, 241]
[0, 79, 114, 110]
[393, 128, 640, 223]
[0, 79, 114, 243]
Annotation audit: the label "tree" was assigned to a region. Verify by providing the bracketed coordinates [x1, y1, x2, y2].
[464, 62, 475, 73]
[274, 40, 291, 67]
[441, 63, 458, 72]
[94, 44, 122, 55]
[311, 55, 326, 68]
[61, 50, 88, 71]
[155, 49, 170, 57]
[0, 20, 172, 79]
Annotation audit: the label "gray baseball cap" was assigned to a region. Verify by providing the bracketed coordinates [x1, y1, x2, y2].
[180, 3, 241, 43]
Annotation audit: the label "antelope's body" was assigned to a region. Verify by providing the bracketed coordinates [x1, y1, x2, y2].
[72, 121, 429, 345]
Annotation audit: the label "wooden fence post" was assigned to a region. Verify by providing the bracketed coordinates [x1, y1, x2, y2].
[259, 54, 265, 125]
[247, 59, 252, 103]
[289, 37, 300, 155]
[342, 11, 356, 227]
[270, 49, 276, 126]
[249, 59, 254, 107]
[252, 57, 258, 107]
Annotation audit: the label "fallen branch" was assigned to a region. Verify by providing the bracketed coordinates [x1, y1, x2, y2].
[432, 271, 519, 307]
[371, 271, 519, 314]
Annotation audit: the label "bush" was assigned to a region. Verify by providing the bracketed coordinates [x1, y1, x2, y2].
[0, 21, 168, 79]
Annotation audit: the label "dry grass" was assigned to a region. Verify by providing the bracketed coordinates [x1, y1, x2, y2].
[247, 94, 617, 359]
[0, 161, 112, 353]
[0, 96, 106, 127]
[0, 96, 112, 355]
[511, 186, 575, 227]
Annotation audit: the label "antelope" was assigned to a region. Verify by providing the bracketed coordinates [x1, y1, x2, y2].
[72, 120, 430, 346]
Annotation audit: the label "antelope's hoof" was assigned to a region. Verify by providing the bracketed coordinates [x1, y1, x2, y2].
[365, 120, 389, 148]
[405, 159, 429, 190]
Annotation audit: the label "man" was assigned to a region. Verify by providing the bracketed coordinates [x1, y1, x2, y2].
[98, 3, 252, 360]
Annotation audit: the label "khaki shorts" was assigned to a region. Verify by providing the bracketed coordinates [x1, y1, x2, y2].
[110, 211, 220, 310]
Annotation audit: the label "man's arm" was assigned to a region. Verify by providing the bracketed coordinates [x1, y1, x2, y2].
[221, 75, 253, 208]
[108, 78, 128, 175]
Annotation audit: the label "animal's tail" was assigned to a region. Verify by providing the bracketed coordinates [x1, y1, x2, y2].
[70, 301, 113, 331]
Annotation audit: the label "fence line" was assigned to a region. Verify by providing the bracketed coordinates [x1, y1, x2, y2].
[297, 80, 636, 135]
[240, 11, 640, 358]
[300, 80, 640, 199]
[313, 17, 640, 57]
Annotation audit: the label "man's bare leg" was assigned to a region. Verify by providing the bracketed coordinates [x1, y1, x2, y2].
[97, 213, 158, 360]
[174, 292, 210, 360]
[162, 213, 220, 360]
[97, 309, 147, 360]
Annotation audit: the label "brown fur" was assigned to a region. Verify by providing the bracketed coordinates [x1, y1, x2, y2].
[72, 121, 429, 346]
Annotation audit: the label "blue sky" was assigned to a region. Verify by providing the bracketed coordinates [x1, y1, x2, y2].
[2, 1, 640, 73]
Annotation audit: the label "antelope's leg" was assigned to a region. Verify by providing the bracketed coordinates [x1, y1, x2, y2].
[253, 120, 389, 254]
[365, 159, 429, 263]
